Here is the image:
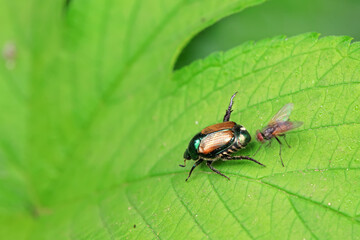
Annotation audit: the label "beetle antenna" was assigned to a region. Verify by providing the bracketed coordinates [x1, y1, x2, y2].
[179, 159, 186, 167]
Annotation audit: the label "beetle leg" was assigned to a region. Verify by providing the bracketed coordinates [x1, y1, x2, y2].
[223, 92, 237, 122]
[185, 159, 203, 181]
[206, 161, 230, 180]
[274, 136, 284, 167]
[223, 155, 266, 167]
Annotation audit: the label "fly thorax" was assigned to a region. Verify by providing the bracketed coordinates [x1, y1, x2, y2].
[263, 126, 275, 139]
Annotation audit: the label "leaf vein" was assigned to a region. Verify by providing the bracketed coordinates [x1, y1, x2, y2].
[288, 197, 319, 239]
[208, 176, 254, 240]
[97, 202, 115, 240]
[125, 190, 161, 239]
[170, 176, 212, 239]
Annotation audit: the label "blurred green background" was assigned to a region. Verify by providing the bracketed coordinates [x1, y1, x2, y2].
[175, 0, 360, 69]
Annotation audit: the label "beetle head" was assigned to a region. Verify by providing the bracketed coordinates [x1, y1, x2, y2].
[183, 149, 191, 160]
[238, 126, 251, 146]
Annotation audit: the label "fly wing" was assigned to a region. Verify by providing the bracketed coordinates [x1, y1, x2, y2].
[272, 121, 303, 135]
[269, 103, 294, 125]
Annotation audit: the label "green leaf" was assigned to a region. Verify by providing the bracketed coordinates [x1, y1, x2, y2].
[0, 0, 265, 239]
[119, 33, 360, 239]
[1, 0, 360, 239]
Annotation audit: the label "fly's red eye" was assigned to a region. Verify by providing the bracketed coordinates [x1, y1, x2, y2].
[256, 132, 264, 142]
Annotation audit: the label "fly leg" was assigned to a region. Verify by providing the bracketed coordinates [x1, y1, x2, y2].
[253, 144, 263, 156]
[206, 161, 230, 180]
[223, 92, 238, 122]
[223, 155, 266, 167]
[185, 159, 203, 181]
[280, 134, 291, 148]
[274, 137, 284, 167]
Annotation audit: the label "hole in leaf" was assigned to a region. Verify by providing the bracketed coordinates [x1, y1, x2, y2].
[174, 0, 360, 70]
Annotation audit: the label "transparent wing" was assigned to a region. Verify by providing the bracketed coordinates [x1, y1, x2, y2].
[269, 103, 294, 124]
[272, 121, 303, 135]
[290, 121, 304, 129]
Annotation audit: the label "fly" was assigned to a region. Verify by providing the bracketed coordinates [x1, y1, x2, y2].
[255, 103, 303, 167]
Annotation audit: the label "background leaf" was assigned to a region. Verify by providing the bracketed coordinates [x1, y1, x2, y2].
[1, 0, 360, 239]
[176, 0, 360, 68]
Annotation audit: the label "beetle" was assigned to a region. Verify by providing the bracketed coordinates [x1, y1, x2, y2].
[180, 92, 265, 181]
[255, 103, 303, 167]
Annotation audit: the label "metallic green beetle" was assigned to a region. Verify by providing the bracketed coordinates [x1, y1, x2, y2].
[180, 92, 265, 181]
